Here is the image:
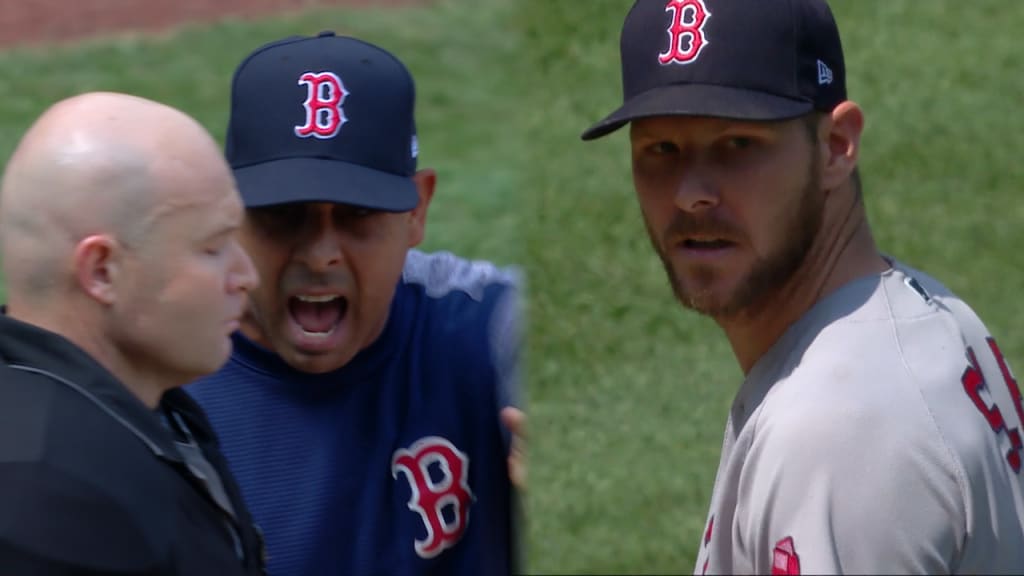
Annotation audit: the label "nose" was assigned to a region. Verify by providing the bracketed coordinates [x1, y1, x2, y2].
[295, 205, 345, 272]
[673, 167, 720, 214]
[229, 241, 259, 293]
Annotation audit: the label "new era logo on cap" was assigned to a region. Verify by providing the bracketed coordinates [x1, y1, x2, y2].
[225, 31, 420, 212]
[817, 59, 833, 86]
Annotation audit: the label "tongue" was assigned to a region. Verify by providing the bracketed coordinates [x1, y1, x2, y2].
[289, 299, 343, 333]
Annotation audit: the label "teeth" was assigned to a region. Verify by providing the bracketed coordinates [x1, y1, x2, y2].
[295, 294, 340, 303]
[300, 327, 337, 338]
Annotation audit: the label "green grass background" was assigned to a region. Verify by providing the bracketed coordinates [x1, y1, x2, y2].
[0, 0, 1022, 573]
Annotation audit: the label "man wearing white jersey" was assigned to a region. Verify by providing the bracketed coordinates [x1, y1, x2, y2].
[581, 0, 1024, 573]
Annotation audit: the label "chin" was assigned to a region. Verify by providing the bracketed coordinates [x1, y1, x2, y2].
[281, 347, 355, 375]
[199, 353, 233, 378]
[680, 294, 740, 319]
[674, 277, 747, 318]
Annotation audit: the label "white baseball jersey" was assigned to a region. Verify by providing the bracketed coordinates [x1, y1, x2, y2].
[695, 259, 1024, 575]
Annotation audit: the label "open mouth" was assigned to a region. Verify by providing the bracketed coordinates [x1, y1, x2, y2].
[288, 294, 348, 339]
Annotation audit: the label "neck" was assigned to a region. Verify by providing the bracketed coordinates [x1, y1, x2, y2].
[717, 193, 890, 375]
[8, 301, 173, 408]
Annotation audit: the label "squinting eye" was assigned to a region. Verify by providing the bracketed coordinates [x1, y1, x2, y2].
[330, 206, 377, 231]
[338, 206, 375, 220]
[724, 137, 754, 150]
[647, 141, 680, 156]
[250, 205, 306, 235]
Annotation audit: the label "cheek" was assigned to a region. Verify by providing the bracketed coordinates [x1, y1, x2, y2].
[732, 173, 808, 255]
[153, 262, 225, 317]
[115, 263, 199, 342]
[347, 221, 408, 306]
[633, 180, 672, 227]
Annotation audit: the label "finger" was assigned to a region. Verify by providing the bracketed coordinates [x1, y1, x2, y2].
[508, 444, 526, 489]
[501, 406, 526, 438]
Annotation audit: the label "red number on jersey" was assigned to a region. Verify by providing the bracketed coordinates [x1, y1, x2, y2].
[962, 337, 1024, 473]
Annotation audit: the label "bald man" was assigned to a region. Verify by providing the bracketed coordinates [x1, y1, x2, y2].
[0, 92, 267, 575]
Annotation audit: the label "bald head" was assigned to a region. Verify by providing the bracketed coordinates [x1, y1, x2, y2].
[0, 91, 232, 304]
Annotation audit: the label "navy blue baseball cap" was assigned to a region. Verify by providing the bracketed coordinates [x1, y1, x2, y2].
[226, 31, 419, 211]
[581, 0, 847, 140]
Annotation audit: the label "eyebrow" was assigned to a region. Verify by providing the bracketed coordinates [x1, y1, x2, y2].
[203, 222, 240, 240]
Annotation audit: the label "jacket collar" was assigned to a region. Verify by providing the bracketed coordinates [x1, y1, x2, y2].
[0, 308, 185, 463]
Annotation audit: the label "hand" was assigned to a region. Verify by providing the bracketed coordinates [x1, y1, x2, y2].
[501, 407, 526, 490]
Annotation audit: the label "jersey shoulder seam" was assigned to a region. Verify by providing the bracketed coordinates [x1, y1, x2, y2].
[879, 276, 971, 536]
[401, 249, 520, 303]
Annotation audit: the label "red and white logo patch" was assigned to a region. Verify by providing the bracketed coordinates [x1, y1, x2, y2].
[658, 0, 712, 65]
[771, 536, 801, 575]
[294, 71, 348, 139]
[391, 436, 475, 559]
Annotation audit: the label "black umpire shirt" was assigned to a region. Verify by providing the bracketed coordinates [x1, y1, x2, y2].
[0, 311, 267, 575]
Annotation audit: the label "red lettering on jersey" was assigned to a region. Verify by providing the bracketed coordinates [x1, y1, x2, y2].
[392, 437, 475, 559]
[701, 515, 714, 574]
[294, 71, 348, 139]
[990, 338, 1024, 433]
[658, 0, 711, 65]
[771, 536, 801, 575]
[963, 342, 1023, 473]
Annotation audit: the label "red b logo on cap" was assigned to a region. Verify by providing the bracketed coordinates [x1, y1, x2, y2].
[295, 71, 348, 139]
[659, 0, 711, 65]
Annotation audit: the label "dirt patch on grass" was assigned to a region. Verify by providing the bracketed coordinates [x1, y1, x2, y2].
[0, 0, 425, 48]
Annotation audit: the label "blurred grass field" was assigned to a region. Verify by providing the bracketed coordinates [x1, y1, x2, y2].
[0, 0, 1022, 574]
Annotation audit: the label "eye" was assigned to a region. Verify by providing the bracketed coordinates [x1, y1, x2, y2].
[335, 205, 376, 223]
[646, 141, 680, 156]
[249, 204, 306, 235]
[723, 136, 754, 150]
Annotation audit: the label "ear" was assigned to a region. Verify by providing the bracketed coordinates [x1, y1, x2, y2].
[820, 101, 865, 192]
[72, 235, 121, 306]
[406, 168, 436, 248]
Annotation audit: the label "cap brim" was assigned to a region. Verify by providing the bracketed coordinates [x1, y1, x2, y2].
[233, 158, 418, 212]
[580, 84, 814, 141]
